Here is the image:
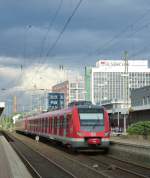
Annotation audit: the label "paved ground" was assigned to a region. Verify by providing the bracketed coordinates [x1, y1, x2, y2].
[0, 135, 12, 178]
[0, 134, 32, 178]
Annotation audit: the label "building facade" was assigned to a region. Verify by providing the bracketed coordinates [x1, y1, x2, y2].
[52, 79, 85, 106]
[131, 86, 150, 107]
[31, 92, 64, 112]
[90, 60, 150, 105]
[130, 86, 150, 123]
[85, 67, 92, 101]
[52, 81, 69, 106]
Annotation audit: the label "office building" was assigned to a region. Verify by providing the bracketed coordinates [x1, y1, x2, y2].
[85, 60, 150, 105]
[52, 78, 85, 106]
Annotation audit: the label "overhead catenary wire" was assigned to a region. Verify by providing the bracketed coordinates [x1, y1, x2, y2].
[1, 25, 32, 93]
[2, 2, 150, 94]
[89, 8, 150, 57]
[1, 0, 63, 94]
[39, 0, 63, 59]
[30, 0, 84, 90]
[35, 0, 84, 74]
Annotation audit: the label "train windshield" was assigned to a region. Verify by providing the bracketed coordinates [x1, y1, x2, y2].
[78, 108, 104, 132]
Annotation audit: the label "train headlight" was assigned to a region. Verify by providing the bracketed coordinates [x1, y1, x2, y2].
[77, 132, 84, 136]
[104, 132, 110, 137]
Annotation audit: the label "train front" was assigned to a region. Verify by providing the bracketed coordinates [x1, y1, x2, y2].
[73, 105, 110, 151]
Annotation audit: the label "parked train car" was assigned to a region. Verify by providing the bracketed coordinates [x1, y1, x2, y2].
[15, 102, 110, 151]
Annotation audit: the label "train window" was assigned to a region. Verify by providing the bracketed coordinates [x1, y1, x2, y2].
[48, 117, 50, 130]
[60, 115, 63, 128]
[50, 116, 52, 131]
[39, 119, 41, 131]
[57, 115, 60, 128]
[54, 117, 57, 128]
[45, 118, 47, 129]
[67, 114, 72, 122]
[62, 116, 64, 128]
[44, 118, 46, 131]
[47, 117, 49, 129]
[52, 116, 54, 128]
[79, 108, 104, 132]
[63, 114, 67, 128]
[42, 118, 44, 132]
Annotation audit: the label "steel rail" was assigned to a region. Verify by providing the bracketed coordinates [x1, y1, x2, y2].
[5, 133, 77, 178]
[88, 156, 150, 178]
[8, 133, 110, 178]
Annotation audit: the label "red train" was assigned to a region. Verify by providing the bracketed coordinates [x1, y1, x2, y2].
[15, 102, 110, 151]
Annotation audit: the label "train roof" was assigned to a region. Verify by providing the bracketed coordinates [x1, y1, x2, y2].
[24, 103, 104, 120]
[27, 107, 73, 120]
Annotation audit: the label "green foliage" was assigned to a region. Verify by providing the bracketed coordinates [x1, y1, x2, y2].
[127, 121, 150, 135]
[1, 116, 14, 129]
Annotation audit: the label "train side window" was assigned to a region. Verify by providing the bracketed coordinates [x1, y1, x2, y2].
[54, 116, 57, 129]
[47, 117, 48, 129]
[50, 116, 53, 130]
[67, 114, 72, 129]
[52, 116, 54, 129]
[60, 115, 63, 128]
[49, 117, 51, 128]
[52, 116, 54, 128]
[42, 118, 44, 132]
[45, 118, 47, 131]
[44, 118, 45, 130]
[45, 117, 47, 129]
[62, 116, 64, 128]
[57, 115, 60, 128]
[63, 114, 67, 129]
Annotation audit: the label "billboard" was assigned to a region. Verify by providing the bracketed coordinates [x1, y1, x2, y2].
[48, 93, 64, 110]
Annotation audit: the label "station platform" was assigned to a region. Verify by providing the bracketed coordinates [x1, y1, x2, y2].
[110, 135, 150, 147]
[0, 134, 32, 178]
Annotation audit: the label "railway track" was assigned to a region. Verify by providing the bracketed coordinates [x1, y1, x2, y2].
[5, 131, 150, 178]
[4, 132, 107, 178]
[2, 132, 76, 178]
[79, 154, 150, 178]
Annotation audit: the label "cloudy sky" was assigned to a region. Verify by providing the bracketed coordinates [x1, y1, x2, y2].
[1, 0, 150, 108]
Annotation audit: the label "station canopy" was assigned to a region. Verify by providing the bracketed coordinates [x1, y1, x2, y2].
[0, 102, 5, 116]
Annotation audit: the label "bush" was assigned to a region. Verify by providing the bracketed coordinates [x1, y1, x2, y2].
[1, 116, 13, 129]
[127, 121, 150, 135]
